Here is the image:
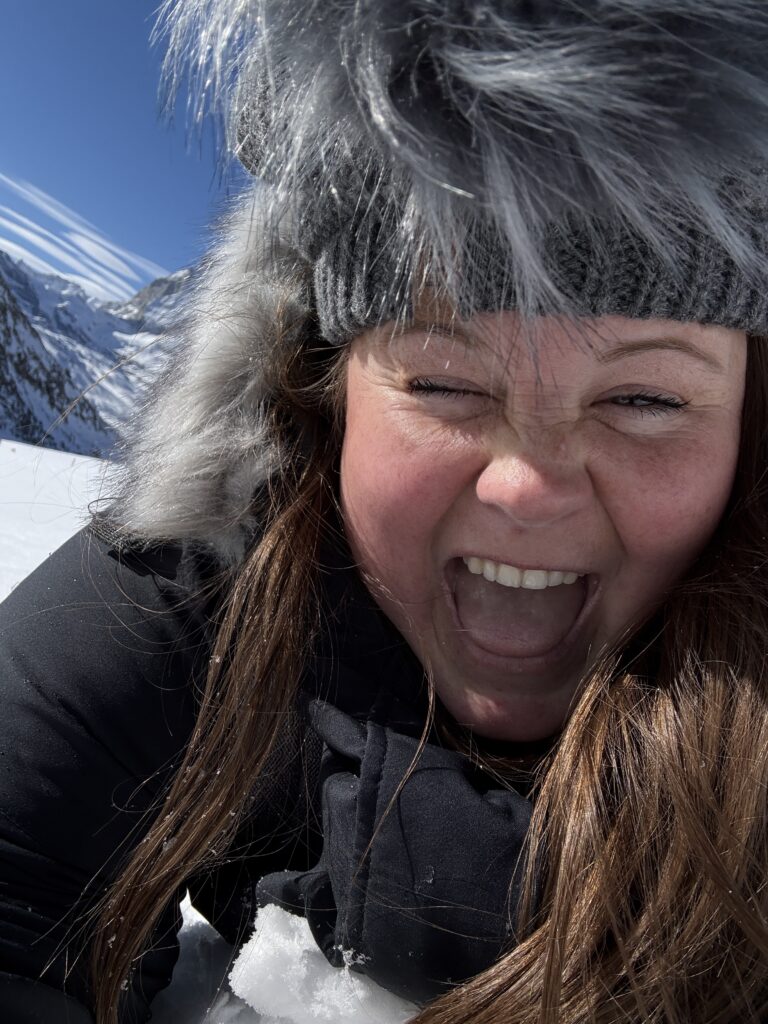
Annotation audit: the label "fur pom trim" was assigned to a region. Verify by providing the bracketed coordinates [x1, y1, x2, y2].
[156, 0, 768, 318]
[99, 190, 310, 565]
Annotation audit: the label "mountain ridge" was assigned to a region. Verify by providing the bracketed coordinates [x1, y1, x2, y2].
[0, 248, 188, 457]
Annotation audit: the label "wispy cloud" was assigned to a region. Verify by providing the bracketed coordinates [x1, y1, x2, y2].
[0, 236, 69, 280]
[0, 209, 144, 301]
[0, 173, 168, 302]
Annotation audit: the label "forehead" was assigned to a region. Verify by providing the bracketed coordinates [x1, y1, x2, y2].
[374, 296, 742, 379]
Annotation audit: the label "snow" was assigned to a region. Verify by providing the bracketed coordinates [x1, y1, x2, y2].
[229, 905, 418, 1024]
[150, 898, 259, 1024]
[0, 438, 107, 601]
[151, 902, 419, 1024]
[0, 245, 185, 458]
[0, 438, 420, 1024]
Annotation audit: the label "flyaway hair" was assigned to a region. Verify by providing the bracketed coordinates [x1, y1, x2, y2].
[155, 0, 768, 332]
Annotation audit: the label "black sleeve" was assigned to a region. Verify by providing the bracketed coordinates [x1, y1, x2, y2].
[0, 523, 219, 1022]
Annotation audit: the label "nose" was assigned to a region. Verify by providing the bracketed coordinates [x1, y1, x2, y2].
[475, 431, 593, 529]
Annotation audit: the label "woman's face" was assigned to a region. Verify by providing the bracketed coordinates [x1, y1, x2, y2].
[340, 308, 747, 741]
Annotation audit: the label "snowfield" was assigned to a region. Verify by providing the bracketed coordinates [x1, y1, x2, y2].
[0, 438, 106, 601]
[0, 437, 418, 1023]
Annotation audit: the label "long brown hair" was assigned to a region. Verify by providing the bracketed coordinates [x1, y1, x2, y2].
[90, 303, 348, 1020]
[92, 329, 768, 1024]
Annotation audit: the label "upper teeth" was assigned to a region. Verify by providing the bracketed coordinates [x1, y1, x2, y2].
[463, 557, 582, 589]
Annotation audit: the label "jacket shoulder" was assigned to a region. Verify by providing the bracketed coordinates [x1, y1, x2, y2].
[0, 521, 222, 1018]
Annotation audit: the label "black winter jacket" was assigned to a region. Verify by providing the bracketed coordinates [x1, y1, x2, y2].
[0, 523, 534, 1022]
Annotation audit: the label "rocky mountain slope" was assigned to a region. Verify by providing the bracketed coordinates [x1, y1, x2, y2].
[0, 249, 189, 456]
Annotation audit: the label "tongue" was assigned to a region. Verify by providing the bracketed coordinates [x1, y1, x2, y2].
[453, 565, 587, 658]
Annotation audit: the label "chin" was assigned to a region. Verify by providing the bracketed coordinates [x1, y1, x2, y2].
[437, 687, 572, 744]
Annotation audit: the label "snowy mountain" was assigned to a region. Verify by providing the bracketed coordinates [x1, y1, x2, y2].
[0, 248, 189, 457]
[104, 270, 192, 333]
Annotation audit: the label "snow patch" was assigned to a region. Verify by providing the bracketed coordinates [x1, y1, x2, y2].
[150, 900, 419, 1024]
[0, 438, 107, 601]
[150, 896, 260, 1024]
[229, 904, 419, 1024]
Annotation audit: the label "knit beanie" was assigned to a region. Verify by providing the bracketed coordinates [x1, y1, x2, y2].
[158, 0, 768, 341]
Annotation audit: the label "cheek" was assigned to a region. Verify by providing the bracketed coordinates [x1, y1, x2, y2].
[600, 426, 740, 573]
[341, 422, 436, 535]
[340, 400, 475, 589]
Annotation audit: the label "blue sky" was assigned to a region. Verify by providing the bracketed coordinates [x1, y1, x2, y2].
[0, 0, 248, 298]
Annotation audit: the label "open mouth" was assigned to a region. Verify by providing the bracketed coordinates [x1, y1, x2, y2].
[446, 556, 596, 661]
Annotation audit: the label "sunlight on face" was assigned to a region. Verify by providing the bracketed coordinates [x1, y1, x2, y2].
[340, 308, 747, 742]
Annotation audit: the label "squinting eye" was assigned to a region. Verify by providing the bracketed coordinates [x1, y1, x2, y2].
[407, 376, 483, 398]
[610, 392, 688, 417]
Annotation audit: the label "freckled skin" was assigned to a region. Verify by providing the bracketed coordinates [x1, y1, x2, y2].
[340, 312, 747, 741]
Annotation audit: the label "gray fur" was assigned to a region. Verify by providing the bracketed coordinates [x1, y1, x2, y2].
[157, 0, 768, 319]
[99, 192, 310, 564]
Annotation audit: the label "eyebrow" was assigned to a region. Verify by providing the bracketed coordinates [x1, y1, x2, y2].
[596, 338, 724, 371]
